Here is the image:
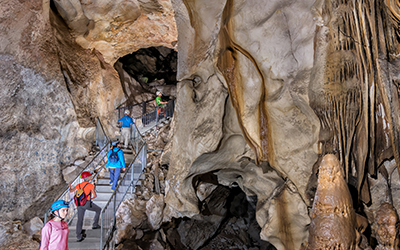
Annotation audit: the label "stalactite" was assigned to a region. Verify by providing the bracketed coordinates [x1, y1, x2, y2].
[311, 0, 400, 205]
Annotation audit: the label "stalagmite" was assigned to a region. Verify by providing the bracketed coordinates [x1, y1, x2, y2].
[375, 203, 399, 250]
[308, 154, 360, 249]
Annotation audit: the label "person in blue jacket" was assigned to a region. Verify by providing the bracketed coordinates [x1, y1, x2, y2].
[106, 141, 126, 191]
[118, 110, 135, 149]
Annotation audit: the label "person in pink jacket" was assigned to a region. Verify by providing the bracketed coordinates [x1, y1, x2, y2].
[40, 200, 69, 250]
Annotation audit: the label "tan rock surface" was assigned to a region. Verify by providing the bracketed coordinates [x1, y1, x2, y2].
[0, 0, 90, 220]
[308, 154, 358, 249]
[165, 0, 318, 248]
[53, 0, 177, 65]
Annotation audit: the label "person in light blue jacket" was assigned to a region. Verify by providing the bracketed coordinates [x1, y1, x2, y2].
[106, 141, 125, 191]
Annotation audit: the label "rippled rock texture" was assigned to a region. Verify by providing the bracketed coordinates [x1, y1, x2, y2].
[165, 0, 400, 249]
[2, 0, 400, 249]
[0, 0, 89, 222]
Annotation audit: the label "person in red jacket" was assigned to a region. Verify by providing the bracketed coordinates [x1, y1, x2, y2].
[40, 200, 69, 250]
[69, 171, 101, 242]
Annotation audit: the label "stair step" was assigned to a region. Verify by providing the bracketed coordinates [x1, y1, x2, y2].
[68, 237, 101, 250]
[68, 228, 102, 238]
[67, 148, 144, 249]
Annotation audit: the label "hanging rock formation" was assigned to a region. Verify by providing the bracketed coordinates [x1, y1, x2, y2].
[164, 0, 400, 248]
[165, 0, 319, 248]
[2, 0, 400, 249]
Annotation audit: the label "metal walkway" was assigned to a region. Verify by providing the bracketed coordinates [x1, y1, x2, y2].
[67, 149, 137, 250]
[43, 119, 149, 250]
[43, 99, 175, 250]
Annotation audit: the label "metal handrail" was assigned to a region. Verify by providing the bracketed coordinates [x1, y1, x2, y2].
[44, 118, 110, 224]
[100, 125, 147, 250]
[138, 99, 175, 128]
[96, 117, 110, 148]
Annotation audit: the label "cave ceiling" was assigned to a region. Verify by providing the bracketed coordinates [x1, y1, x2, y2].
[1, 0, 400, 249]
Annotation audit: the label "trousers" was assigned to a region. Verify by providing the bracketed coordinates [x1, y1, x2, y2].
[120, 127, 131, 148]
[109, 168, 121, 191]
[76, 201, 101, 239]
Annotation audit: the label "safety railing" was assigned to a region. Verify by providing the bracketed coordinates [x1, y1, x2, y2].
[44, 118, 110, 224]
[100, 125, 147, 250]
[96, 117, 109, 149]
[140, 99, 175, 128]
[131, 123, 146, 154]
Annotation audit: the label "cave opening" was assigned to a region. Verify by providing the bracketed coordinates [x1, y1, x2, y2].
[146, 172, 278, 250]
[114, 46, 178, 117]
[196, 184, 277, 250]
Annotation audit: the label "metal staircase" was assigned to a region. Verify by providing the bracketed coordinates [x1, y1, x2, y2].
[67, 149, 137, 250]
[42, 97, 176, 249]
[43, 118, 149, 250]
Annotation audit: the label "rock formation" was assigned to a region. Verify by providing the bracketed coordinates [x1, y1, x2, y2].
[0, 0, 177, 228]
[165, 0, 400, 248]
[2, 0, 400, 249]
[308, 154, 359, 249]
[165, 0, 319, 248]
[375, 203, 399, 250]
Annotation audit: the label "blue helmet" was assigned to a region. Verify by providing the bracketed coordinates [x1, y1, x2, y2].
[50, 200, 69, 213]
[112, 140, 119, 147]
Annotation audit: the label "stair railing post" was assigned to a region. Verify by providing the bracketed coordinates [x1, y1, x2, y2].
[142, 143, 147, 171]
[44, 211, 48, 224]
[130, 155, 134, 194]
[155, 106, 159, 127]
[96, 118, 100, 147]
[100, 212, 103, 250]
[136, 135, 139, 155]
[113, 192, 116, 218]
[142, 101, 146, 115]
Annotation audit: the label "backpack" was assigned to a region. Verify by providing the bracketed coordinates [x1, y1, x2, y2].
[74, 183, 90, 207]
[109, 148, 120, 163]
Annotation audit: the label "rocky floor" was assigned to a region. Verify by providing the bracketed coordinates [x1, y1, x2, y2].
[114, 121, 275, 250]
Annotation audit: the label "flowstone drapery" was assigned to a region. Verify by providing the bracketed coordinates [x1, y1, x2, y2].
[310, 0, 400, 205]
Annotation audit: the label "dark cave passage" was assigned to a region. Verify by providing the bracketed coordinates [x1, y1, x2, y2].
[118, 46, 177, 85]
[114, 46, 178, 117]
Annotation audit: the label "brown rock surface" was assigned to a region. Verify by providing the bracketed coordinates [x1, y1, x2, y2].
[2, 0, 400, 249]
[308, 154, 358, 249]
[0, 0, 90, 221]
[375, 203, 399, 250]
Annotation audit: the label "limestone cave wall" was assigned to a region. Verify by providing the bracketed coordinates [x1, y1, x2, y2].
[0, 0, 177, 223]
[164, 0, 400, 249]
[2, 0, 400, 249]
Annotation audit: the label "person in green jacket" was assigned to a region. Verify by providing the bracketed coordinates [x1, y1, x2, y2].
[156, 91, 167, 119]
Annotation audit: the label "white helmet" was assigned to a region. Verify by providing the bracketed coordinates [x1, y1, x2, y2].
[156, 91, 162, 96]
[124, 110, 130, 115]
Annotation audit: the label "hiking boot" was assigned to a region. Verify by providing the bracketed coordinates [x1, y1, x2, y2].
[92, 225, 101, 229]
